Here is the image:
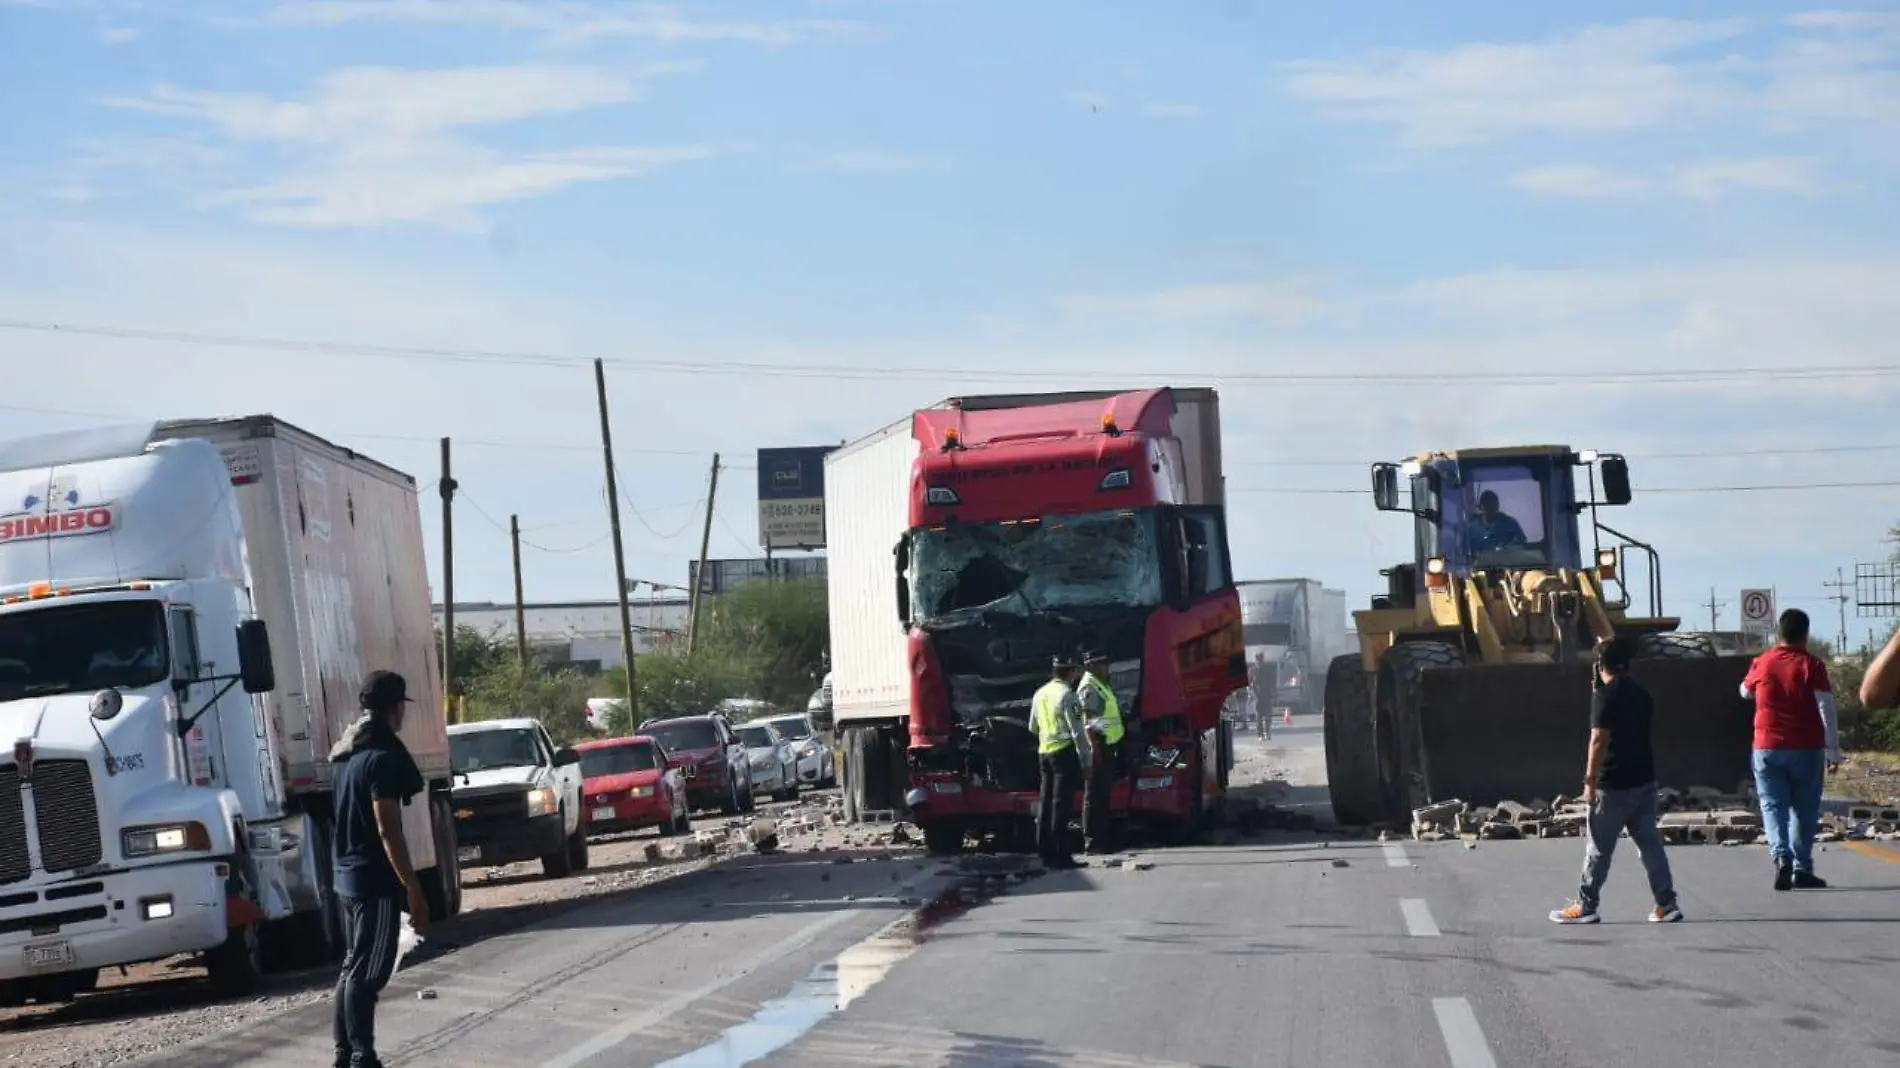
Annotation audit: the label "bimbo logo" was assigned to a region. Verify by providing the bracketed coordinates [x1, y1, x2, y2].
[0, 499, 120, 545]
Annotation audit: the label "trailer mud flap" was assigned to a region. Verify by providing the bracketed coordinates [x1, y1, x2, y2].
[1416, 656, 1755, 808]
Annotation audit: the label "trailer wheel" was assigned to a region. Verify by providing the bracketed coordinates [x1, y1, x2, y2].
[288, 812, 342, 964]
[1375, 642, 1465, 822]
[1322, 654, 1384, 827]
[420, 793, 463, 920]
[842, 727, 891, 819]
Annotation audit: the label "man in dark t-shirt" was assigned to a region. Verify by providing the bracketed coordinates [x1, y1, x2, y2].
[1549, 637, 1682, 925]
[331, 671, 430, 1068]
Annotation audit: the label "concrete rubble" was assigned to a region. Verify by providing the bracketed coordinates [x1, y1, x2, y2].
[1405, 786, 1776, 845]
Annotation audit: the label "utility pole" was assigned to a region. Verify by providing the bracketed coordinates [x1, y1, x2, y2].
[439, 438, 457, 724]
[688, 453, 722, 656]
[510, 513, 528, 670]
[594, 359, 638, 722]
[1702, 587, 1724, 633]
[1824, 567, 1853, 651]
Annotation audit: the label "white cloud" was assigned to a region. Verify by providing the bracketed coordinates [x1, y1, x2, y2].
[96, 64, 715, 228]
[791, 150, 927, 173]
[99, 24, 137, 43]
[1282, 13, 1900, 147]
[233, 0, 865, 47]
[1510, 156, 1832, 199]
[1143, 103, 1201, 118]
[1510, 164, 1652, 199]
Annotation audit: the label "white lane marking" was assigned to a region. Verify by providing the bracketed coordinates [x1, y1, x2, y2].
[1400, 898, 1440, 937]
[1383, 842, 1409, 867]
[533, 872, 936, 1068]
[1432, 997, 1500, 1068]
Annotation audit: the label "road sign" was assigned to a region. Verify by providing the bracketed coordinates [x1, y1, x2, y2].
[1740, 588, 1776, 643]
[756, 446, 837, 551]
[1740, 589, 1775, 624]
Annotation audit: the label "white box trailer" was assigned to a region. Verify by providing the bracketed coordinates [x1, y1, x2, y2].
[0, 416, 459, 1003]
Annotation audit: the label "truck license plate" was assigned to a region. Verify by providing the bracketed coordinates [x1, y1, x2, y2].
[456, 846, 481, 864]
[23, 941, 74, 971]
[591, 806, 616, 823]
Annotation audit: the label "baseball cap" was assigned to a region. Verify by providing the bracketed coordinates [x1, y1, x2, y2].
[1051, 653, 1078, 670]
[1082, 649, 1109, 664]
[360, 670, 414, 712]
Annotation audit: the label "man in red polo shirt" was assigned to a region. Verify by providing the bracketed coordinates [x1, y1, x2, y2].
[1741, 608, 1841, 891]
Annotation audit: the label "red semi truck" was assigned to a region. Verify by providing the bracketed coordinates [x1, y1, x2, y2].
[823, 388, 1245, 854]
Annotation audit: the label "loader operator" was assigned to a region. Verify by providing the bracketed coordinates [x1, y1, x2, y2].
[1466, 489, 1529, 555]
[1030, 654, 1087, 869]
[1077, 650, 1125, 854]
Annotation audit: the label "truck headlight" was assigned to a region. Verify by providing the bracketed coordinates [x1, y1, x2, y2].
[123, 821, 211, 857]
[525, 786, 559, 818]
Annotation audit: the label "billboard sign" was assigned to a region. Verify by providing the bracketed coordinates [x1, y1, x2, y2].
[757, 446, 836, 551]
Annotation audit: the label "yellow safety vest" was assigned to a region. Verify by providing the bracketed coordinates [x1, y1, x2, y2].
[1032, 679, 1075, 754]
[1081, 672, 1125, 746]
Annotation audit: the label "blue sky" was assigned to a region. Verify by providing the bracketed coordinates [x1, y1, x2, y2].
[2, 0, 1898, 643]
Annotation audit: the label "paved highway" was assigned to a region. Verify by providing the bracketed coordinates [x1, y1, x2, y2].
[124, 721, 1900, 1068]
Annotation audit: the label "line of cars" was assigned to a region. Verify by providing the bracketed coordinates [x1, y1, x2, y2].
[443, 709, 834, 881]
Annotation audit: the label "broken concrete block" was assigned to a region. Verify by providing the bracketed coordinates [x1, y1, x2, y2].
[643, 843, 663, 863]
[1516, 820, 1549, 838]
[1493, 801, 1535, 825]
[1478, 822, 1521, 840]
[1849, 805, 1878, 822]
[1658, 824, 1688, 845]
[1715, 810, 1761, 828]
[1818, 831, 1844, 843]
[1417, 830, 1448, 842]
[671, 839, 702, 860]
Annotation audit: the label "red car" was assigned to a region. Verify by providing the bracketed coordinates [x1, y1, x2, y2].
[576, 735, 692, 837]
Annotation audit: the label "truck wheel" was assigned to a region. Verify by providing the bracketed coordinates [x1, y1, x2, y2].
[739, 775, 758, 814]
[922, 821, 962, 856]
[541, 809, 577, 879]
[1632, 632, 1717, 659]
[289, 813, 343, 964]
[1376, 642, 1464, 822]
[566, 822, 590, 873]
[1323, 654, 1384, 827]
[720, 774, 742, 815]
[843, 726, 892, 818]
[206, 850, 266, 998]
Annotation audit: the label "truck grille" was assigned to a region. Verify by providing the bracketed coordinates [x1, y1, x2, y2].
[454, 790, 527, 825]
[0, 767, 28, 886]
[33, 761, 103, 874]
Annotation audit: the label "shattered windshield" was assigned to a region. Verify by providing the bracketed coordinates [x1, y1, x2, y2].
[0, 601, 169, 702]
[908, 509, 1162, 624]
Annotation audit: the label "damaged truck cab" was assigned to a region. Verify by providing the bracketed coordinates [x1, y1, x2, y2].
[827, 388, 1245, 855]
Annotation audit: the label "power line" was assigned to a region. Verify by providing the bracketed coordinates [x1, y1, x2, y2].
[1231, 480, 1900, 496]
[9, 318, 1900, 388]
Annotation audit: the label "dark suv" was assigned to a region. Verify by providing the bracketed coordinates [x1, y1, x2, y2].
[638, 713, 755, 814]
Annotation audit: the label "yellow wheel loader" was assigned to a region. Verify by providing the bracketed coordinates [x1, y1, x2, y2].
[1322, 446, 1755, 827]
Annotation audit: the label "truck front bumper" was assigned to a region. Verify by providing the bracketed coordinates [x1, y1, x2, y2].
[907, 771, 1200, 823]
[0, 861, 228, 981]
[453, 812, 565, 867]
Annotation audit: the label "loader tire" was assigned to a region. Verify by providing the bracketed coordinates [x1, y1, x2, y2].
[1322, 654, 1383, 827]
[1632, 632, 1717, 660]
[1376, 642, 1465, 823]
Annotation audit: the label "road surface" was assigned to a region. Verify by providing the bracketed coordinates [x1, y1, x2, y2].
[32, 720, 1900, 1067]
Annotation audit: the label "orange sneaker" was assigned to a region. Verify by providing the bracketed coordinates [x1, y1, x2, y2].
[1548, 901, 1600, 924]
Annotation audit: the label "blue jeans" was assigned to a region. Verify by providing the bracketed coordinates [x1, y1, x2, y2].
[1753, 748, 1826, 872]
[1579, 781, 1676, 911]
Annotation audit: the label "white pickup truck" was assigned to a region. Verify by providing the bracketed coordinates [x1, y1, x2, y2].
[446, 718, 588, 878]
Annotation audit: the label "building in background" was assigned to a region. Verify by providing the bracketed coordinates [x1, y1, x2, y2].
[433, 597, 690, 674]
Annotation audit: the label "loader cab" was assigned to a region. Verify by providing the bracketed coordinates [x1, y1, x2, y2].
[1373, 449, 1589, 579]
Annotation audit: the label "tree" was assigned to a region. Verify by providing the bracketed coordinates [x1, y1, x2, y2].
[596, 644, 753, 734]
[462, 660, 597, 743]
[436, 624, 512, 697]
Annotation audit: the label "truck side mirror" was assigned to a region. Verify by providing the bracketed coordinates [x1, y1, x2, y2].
[553, 746, 580, 767]
[1599, 456, 1632, 506]
[236, 619, 275, 694]
[893, 535, 912, 624]
[1371, 463, 1402, 512]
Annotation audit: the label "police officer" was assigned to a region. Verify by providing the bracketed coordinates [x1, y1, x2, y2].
[1031, 654, 1086, 869]
[1077, 650, 1125, 854]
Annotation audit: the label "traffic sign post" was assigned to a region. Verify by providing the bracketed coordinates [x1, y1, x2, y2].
[1740, 588, 1776, 646]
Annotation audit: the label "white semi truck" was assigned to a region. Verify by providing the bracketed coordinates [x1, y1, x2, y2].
[0, 417, 460, 1006]
[1236, 578, 1349, 718]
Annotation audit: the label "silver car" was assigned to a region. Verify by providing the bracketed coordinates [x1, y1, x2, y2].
[736, 722, 800, 803]
[762, 712, 834, 788]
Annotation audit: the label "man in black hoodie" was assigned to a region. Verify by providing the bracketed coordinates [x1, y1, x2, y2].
[330, 670, 430, 1068]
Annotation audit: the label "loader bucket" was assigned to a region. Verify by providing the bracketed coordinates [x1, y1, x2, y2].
[1415, 655, 1754, 808]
